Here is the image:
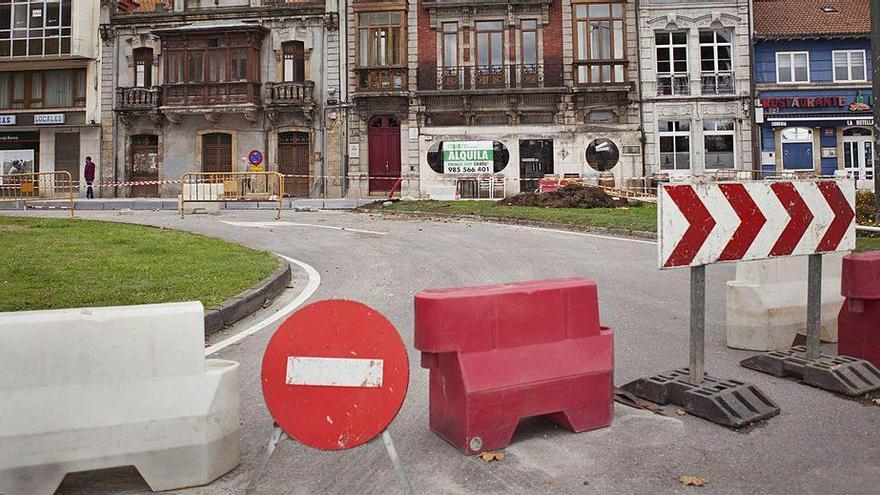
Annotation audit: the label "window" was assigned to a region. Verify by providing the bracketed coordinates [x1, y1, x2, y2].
[133, 47, 153, 88]
[0, 0, 72, 58]
[776, 52, 809, 83]
[282, 41, 305, 83]
[476, 21, 504, 67]
[442, 23, 457, 68]
[659, 120, 690, 171]
[704, 120, 735, 169]
[358, 12, 403, 67]
[699, 30, 733, 94]
[833, 50, 866, 82]
[573, 2, 626, 84]
[656, 32, 689, 95]
[0, 69, 84, 109]
[521, 19, 538, 66]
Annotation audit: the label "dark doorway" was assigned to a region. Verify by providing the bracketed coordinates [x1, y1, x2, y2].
[367, 116, 401, 193]
[519, 139, 553, 193]
[133, 47, 153, 88]
[130, 134, 159, 197]
[202, 133, 232, 173]
[55, 132, 80, 182]
[278, 131, 310, 197]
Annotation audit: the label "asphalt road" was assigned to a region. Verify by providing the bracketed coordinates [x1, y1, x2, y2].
[7, 208, 878, 495]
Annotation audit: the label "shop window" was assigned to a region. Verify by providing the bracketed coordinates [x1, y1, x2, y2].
[134, 48, 154, 88]
[520, 139, 554, 192]
[659, 120, 691, 171]
[699, 30, 733, 94]
[832, 50, 866, 82]
[358, 12, 403, 67]
[0, 69, 85, 109]
[0, 0, 72, 58]
[656, 32, 689, 96]
[704, 120, 735, 169]
[426, 141, 510, 175]
[283, 41, 305, 83]
[573, 1, 626, 85]
[776, 52, 809, 84]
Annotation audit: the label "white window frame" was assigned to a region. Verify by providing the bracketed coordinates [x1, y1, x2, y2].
[658, 120, 692, 171]
[832, 50, 867, 82]
[703, 119, 736, 170]
[655, 31, 690, 95]
[776, 51, 810, 84]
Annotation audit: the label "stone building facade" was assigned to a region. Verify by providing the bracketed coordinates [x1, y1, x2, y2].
[637, 0, 754, 178]
[0, 0, 102, 195]
[105, 0, 339, 198]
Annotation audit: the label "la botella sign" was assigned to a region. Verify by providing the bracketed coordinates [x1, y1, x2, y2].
[254, 300, 413, 492]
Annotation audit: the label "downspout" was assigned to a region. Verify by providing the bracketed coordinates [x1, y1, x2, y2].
[113, 19, 121, 197]
[319, 21, 327, 197]
[635, 0, 646, 178]
[748, 0, 760, 173]
[339, 0, 349, 197]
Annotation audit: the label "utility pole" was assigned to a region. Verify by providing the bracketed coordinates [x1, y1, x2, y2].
[873, 0, 880, 222]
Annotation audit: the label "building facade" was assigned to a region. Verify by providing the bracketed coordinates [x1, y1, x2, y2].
[106, 0, 338, 198]
[754, 0, 874, 184]
[411, 0, 642, 197]
[638, 0, 753, 178]
[0, 0, 102, 194]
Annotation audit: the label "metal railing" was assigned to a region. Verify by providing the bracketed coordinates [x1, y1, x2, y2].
[180, 172, 284, 219]
[701, 72, 735, 95]
[265, 81, 315, 105]
[0, 171, 75, 217]
[419, 64, 563, 91]
[164, 81, 262, 106]
[657, 74, 691, 96]
[116, 87, 162, 111]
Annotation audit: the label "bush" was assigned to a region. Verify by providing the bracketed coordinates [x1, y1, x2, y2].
[856, 190, 877, 227]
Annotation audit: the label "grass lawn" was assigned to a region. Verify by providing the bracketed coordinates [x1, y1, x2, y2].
[0, 216, 278, 312]
[856, 235, 880, 253]
[377, 200, 658, 233]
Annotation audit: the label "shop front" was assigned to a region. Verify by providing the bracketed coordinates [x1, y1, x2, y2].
[758, 90, 874, 181]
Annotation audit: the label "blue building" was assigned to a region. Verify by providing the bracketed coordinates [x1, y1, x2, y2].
[754, 0, 874, 181]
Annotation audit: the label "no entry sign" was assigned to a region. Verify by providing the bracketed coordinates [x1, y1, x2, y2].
[659, 179, 856, 269]
[261, 300, 409, 450]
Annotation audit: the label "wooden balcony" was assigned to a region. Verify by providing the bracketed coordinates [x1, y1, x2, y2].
[162, 81, 261, 107]
[116, 87, 162, 112]
[265, 81, 315, 107]
[354, 67, 407, 94]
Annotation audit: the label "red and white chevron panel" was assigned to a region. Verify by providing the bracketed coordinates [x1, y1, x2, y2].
[659, 180, 856, 269]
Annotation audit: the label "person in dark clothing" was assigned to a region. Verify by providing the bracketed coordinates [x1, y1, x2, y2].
[84, 156, 96, 199]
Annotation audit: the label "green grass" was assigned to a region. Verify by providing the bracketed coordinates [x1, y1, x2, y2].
[0, 216, 278, 312]
[856, 235, 880, 253]
[378, 200, 658, 233]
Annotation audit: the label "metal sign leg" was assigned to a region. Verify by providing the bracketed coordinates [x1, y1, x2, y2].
[806, 254, 823, 360]
[246, 424, 289, 494]
[381, 430, 414, 495]
[689, 265, 706, 385]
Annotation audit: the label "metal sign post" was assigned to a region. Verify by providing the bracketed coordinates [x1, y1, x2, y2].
[805, 254, 823, 360]
[689, 265, 706, 385]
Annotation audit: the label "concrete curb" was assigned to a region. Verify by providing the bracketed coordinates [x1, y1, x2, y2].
[205, 257, 292, 335]
[360, 208, 659, 241]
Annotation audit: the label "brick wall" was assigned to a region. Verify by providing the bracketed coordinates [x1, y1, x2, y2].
[416, 0, 435, 90]
[545, 0, 563, 86]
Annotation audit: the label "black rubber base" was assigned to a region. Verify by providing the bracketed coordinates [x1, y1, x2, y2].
[621, 368, 780, 428]
[741, 346, 880, 397]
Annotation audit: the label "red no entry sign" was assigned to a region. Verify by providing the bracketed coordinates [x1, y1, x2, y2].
[261, 300, 409, 450]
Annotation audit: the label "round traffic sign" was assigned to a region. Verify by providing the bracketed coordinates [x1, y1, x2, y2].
[248, 149, 264, 166]
[261, 300, 409, 450]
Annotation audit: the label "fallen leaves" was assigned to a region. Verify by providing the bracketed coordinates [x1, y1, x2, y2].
[479, 451, 505, 463]
[676, 409, 687, 416]
[678, 475, 706, 487]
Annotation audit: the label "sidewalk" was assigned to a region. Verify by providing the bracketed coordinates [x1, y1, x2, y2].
[0, 197, 374, 212]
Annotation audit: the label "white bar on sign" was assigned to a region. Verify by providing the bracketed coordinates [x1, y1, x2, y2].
[286, 357, 383, 388]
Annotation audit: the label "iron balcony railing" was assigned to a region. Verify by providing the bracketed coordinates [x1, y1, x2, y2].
[701, 72, 735, 95]
[265, 80, 315, 105]
[116, 87, 162, 111]
[419, 64, 563, 91]
[657, 74, 690, 96]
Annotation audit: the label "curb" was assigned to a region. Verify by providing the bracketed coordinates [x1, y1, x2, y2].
[360, 208, 659, 241]
[204, 257, 292, 335]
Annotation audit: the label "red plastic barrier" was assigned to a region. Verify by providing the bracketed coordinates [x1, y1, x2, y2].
[838, 252, 880, 367]
[414, 278, 613, 454]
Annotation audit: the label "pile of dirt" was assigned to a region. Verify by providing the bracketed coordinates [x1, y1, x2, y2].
[496, 183, 629, 209]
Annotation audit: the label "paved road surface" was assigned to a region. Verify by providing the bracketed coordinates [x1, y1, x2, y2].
[5, 209, 878, 494]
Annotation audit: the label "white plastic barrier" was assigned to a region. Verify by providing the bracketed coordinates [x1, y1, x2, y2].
[726, 252, 847, 351]
[0, 302, 240, 495]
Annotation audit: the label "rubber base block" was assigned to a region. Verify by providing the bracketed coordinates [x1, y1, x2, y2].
[741, 346, 880, 396]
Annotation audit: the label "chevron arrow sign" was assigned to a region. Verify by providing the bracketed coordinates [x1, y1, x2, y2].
[659, 180, 856, 269]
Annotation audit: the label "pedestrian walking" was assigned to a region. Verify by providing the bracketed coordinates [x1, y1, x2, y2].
[84, 156, 96, 199]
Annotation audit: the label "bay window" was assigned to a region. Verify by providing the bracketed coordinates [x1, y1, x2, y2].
[358, 12, 403, 67]
[574, 1, 626, 85]
[0, 69, 85, 109]
[0, 0, 72, 58]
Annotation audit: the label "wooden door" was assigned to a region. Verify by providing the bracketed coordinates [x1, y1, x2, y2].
[55, 132, 80, 182]
[278, 132, 310, 197]
[130, 134, 159, 197]
[367, 116, 401, 193]
[202, 133, 232, 173]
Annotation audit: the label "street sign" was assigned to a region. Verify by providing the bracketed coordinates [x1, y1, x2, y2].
[261, 300, 409, 451]
[249, 150, 264, 166]
[659, 179, 856, 269]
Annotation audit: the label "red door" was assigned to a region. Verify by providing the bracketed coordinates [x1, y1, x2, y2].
[367, 116, 401, 193]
